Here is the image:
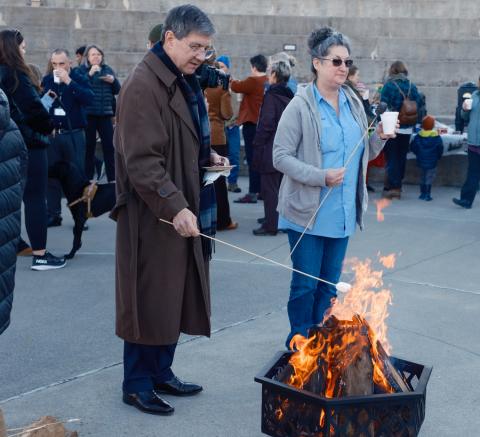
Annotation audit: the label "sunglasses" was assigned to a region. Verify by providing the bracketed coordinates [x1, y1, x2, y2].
[319, 57, 354, 68]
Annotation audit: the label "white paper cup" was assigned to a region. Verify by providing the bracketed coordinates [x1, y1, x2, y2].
[380, 111, 399, 135]
[464, 98, 473, 110]
[53, 69, 61, 84]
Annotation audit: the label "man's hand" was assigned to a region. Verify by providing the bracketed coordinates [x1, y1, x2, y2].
[172, 208, 200, 238]
[56, 69, 71, 85]
[325, 167, 346, 187]
[210, 152, 229, 166]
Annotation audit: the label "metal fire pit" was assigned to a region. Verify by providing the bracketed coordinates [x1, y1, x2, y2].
[255, 351, 432, 437]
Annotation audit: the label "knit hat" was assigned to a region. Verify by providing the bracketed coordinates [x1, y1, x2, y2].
[422, 115, 435, 131]
[216, 55, 230, 69]
[148, 24, 163, 44]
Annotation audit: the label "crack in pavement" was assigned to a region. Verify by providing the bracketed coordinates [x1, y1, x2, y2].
[0, 309, 283, 405]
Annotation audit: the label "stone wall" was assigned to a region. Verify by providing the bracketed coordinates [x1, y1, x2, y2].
[2, 0, 480, 120]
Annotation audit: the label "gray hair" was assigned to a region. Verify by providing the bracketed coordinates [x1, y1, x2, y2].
[270, 51, 296, 68]
[163, 4, 215, 40]
[82, 44, 105, 67]
[51, 48, 70, 58]
[270, 60, 291, 84]
[308, 27, 351, 73]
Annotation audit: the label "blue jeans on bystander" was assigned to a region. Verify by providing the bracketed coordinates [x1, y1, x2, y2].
[225, 125, 240, 185]
[286, 230, 349, 349]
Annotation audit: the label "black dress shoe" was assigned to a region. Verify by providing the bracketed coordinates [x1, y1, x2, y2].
[155, 376, 203, 396]
[452, 198, 472, 209]
[252, 227, 277, 236]
[123, 390, 174, 415]
[47, 216, 62, 227]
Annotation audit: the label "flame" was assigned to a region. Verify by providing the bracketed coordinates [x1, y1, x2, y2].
[375, 199, 391, 222]
[284, 255, 398, 402]
[379, 253, 396, 269]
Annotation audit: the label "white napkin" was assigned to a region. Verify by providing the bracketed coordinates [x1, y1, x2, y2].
[203, 168, 231, 185]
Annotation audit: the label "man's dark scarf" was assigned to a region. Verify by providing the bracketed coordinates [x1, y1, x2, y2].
[152, 43, 216, 259]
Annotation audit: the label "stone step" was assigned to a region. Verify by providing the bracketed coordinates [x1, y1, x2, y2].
[8, 0, 480, 19]
[3, 6, 480, 40]
[15, 24, 480, 65]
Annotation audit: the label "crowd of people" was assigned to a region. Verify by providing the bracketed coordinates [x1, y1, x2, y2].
[0, 2, 478, 416]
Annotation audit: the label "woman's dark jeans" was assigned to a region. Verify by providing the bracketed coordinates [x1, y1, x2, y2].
[460, 148, 480, 205]
[383, 133, 411, 190]
[85, 115, 115, 182]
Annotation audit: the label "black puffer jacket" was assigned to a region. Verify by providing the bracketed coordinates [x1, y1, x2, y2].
[0, 89, 28, 335]
[78, 64, 121, 116]
[0, 65, 53, 149]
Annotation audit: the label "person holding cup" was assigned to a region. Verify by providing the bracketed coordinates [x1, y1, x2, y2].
[380, 60, 422, 199]
[79, 44, 120, 182]
[453, 77, 480, 209]
[273, 27, 395, 349]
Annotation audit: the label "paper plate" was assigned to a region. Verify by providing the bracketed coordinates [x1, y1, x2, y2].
[203, 165, 235, 172]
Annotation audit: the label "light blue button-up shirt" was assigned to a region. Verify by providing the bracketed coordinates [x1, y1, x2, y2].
[278, 86, 364, 238]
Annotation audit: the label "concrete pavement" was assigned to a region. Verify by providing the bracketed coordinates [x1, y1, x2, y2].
[0, 178, 479, 436]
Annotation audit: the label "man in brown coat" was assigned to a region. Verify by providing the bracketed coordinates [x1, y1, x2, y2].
[112, 5, 227, 415]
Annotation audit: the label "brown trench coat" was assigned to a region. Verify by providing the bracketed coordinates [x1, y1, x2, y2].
[111, 51, 211, 345]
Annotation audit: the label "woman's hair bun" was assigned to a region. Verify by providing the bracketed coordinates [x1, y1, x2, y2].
[308, 27, 334, 51]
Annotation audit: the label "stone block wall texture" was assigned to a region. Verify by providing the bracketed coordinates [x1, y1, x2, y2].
[2, 0, 480, 119]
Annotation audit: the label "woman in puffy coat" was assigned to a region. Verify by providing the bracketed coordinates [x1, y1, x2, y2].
[252, 60, 294, 235]
[0, 88, 27, 334]
[80, 44, 120, 182]
[0, 29, 65, 270]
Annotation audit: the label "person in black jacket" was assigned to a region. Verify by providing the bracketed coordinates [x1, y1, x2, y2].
[79, 45, 120, 182]
[42, 48, 94, 226]
[0, 88, 27, 334]
[0, 28, 66, 270]
[252, 60, 294, 236]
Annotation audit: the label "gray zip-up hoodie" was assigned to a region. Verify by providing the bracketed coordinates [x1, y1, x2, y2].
[273, 82, 385, 231]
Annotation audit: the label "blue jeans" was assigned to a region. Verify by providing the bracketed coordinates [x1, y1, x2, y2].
[225, 125, 240, 185]
[286, 230, 349, 349]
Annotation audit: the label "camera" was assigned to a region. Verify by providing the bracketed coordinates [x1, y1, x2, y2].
[196, 64, 230, 90]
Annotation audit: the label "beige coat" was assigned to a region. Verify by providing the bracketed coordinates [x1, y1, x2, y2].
[111, 51, 211, 345]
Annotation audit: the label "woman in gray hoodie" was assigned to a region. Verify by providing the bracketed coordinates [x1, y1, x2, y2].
[273, 27, 396, 349]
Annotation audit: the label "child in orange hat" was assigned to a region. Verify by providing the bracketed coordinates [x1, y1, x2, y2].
[410, 115, 444, 201]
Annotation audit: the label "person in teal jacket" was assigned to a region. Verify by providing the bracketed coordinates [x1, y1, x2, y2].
[453, 83, 480, 209]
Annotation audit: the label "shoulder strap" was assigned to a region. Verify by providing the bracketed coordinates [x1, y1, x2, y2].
[390, 80, 406, 99]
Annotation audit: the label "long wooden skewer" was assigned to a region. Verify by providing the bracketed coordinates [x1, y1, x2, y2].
[158, 219, 351, 292]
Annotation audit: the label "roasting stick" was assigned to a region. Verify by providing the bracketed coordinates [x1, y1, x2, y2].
[159, 219, 351, 293]
[287, 108, 387, 261]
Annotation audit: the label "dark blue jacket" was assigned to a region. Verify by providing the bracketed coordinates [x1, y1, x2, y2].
[0, 89, 28, 335]
[381, 74, 422, 128]
[0, 65, 53, 149]
[410, 130, 443, 170]
[78, 64, 120, 116]
[41, 68, 94, 130]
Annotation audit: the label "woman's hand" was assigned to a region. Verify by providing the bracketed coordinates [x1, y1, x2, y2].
[210, 152, 229, 166]
[100, 74, 115, 84]
[376, 121, 399, 140]
[325, 167, 345, 187]
[89, 65, 101, 76]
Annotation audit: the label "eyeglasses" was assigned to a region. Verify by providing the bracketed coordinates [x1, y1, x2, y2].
[181, 39, 214, 58]
[319, 57, 354, 68]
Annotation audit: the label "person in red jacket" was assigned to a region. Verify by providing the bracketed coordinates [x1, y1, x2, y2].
[230, 54, 268, 203]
